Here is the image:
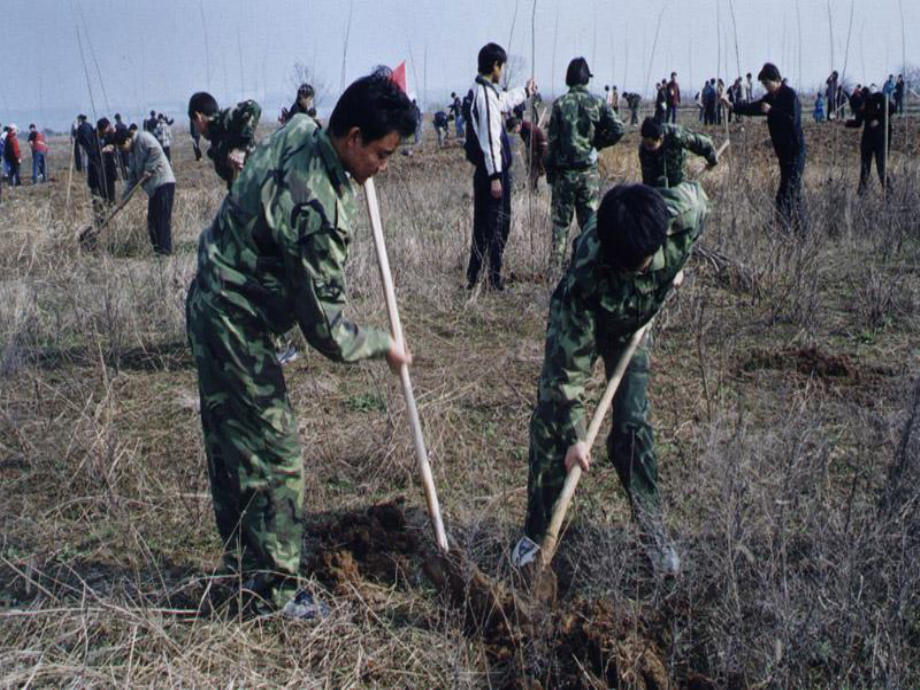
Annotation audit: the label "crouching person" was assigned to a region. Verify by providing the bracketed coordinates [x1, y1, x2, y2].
[186, 71, 416, 620]
[516, 181, 709, 577]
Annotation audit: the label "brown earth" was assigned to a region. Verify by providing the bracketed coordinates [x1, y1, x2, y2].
[307, 500, 708, 690]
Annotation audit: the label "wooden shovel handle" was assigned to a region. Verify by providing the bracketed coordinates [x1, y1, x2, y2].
[363, 178, 450, 554]
[538, 321, 652, 570]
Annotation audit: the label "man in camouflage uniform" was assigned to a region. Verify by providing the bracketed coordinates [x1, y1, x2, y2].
[186, 72, 416, 619]
[515, 182, 709, 577]
[546, 57, 624, 269]
[638, 116, 718, 189]
[188, 91, 262, 190]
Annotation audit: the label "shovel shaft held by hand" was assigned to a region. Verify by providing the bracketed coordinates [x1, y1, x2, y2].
[538, 321, 653, 570]
[363, 178, 450, 554]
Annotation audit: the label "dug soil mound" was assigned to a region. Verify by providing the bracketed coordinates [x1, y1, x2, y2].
[305, 500, 703, 690]
[742, 346, 856, 382]
[306, 499, 420, 593]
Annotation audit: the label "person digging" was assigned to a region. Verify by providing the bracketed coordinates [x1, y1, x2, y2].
[186, 71, 416, 621]
[513, 181, 709, 579]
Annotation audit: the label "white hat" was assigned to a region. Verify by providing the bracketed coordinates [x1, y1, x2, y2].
[8, 123, 16, 132]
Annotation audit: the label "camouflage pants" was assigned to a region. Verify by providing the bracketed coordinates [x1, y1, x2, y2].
[186, 278, 304, 609]
[551, 167, 600, 267]
[524, 344, 659, 541]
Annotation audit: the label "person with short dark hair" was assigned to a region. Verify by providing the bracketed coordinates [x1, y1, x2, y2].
[846, 88, 896, 193]
[654, 79, 668, 123]
[113, 113, 130, 176]
[726, 63, 807, 233]
[185, 71, 416, 621]
[826, 71, 839, 120]
[546, 57, 624, 267]
[465, 42, 536, 290]
[189, 91, 262, 190]
[114, 126, 176, 255]
[27, 124, 48, 184]
[154, 114, 174, 161]
[509, 116, 548, 190]
[96, 118, 119, 205]
[3, 125, 22, 186]
[280, 82, 321, 129]
[433, 109, 449, 147]
[639, 116, 718, 189]
[515, 181, 709, 577]
[894, 74, 905, 114]
[71, 116, 86, 173]
[448, 91, 464, 137]
[666, 73, 681, 123]
[144, 110, 158, 134]
[76, 116, 107, 215]
[624, 91, 641, 125]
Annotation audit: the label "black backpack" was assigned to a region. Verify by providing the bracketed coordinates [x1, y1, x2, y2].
[462, 88, 483, 166]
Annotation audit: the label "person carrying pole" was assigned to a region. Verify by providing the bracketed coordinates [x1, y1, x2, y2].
[514, 181, 709, 577]
[185, 70, 416, 620]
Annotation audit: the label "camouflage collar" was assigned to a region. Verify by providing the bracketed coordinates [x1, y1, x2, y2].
[569, 85, 590, 94]
[316, 129, 352, 198]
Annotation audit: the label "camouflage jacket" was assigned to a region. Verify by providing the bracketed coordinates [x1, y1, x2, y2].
[639, 124, 717, 189]
[207, 99, 262, 189]
[194, 117, 391, 363]
[535, 182, 709, 445]
[546, 85, 624, 171]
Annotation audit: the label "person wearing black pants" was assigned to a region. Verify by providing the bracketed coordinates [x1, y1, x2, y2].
[148, 182, 175, 255]
[726, 62, 807, 233]
[847, 90, 895, 194]
[468, 164, 511, 289]
[113, 126, 176, 256]
[465, 42, 536, 291]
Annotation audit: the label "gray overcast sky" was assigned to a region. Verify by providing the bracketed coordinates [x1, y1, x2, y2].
[0, 0, 915, 129]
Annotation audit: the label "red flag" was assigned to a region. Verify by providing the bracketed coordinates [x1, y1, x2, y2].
[391, 61, 407, 93]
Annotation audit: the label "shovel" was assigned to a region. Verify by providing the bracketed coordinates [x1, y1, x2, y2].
[517, 321, 653, 601]
[77, 172, 151, 251]
[364, 179, 516, 624]
[363, 177, 450, 553]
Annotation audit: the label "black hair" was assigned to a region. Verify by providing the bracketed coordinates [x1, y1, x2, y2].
[113, 127, 132, 147]
[566, 57, 592, 87]
[78, 114, 87, 122]
[328, 70, 417, 142]
[29, 123, 36, 129]
[150, 110, 155, 116]
[758, 62, 782, 82]
[96, 117, 110, 132]
[114, 113, 122, 120]
[505, 116, 520, 131]
[128, 123, 138, 132]
[640, 117, 663, 139]
[188, 91, 219, 119]
[477, 43, 507, 75]
[596, 184, 669, 272]
[451, 91, 457, 98]
[297, 83, 315, 98]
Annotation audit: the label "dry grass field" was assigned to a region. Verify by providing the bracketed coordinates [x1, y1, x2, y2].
[1, 110, 919, 688]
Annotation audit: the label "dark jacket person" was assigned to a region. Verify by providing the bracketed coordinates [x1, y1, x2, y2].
[728, 63, 807, 232]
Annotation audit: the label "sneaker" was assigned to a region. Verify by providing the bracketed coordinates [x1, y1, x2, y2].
[276, 343, 299, 366]
[281, 589, 331, 621]
[511, 535, 540, 568]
